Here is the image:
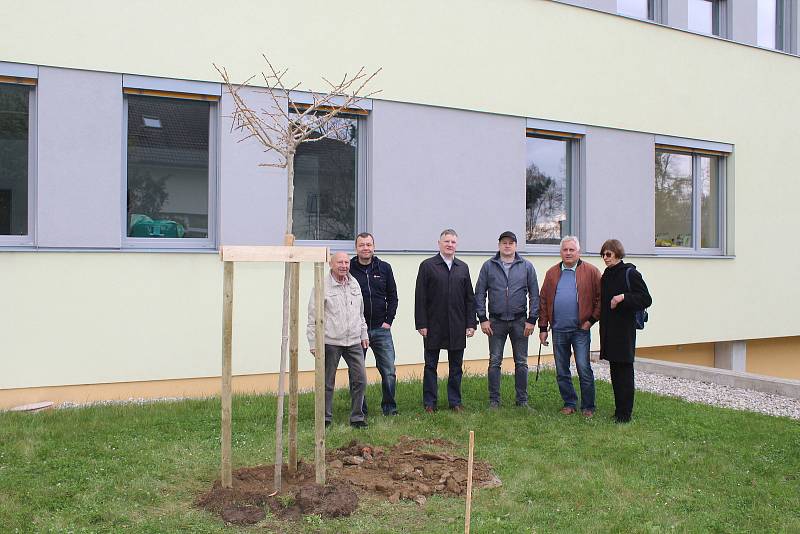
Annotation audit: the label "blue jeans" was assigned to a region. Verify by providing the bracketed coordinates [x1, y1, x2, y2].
[487, 317, 529, 404]
[359, 327, 398, 415]
[552, 328, 595, 411]
[423, 348, 464, 408]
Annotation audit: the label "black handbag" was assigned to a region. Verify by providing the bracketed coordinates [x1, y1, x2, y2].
[625, 267, 649, 330]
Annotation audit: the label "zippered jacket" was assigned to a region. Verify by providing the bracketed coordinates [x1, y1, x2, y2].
[349, 255, 399, 329]
[538, 259, 601, 332]
[474, 253, 540, 324]
[307, 272, 368, 347]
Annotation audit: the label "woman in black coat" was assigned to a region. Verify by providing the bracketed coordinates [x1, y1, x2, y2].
[599, 239, 652, 423]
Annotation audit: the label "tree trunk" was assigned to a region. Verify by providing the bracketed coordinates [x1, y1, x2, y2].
[273, 150, 297, 492]
[314, 261, 326, 485]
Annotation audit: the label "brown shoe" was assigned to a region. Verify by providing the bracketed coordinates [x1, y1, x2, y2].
[450, 405, 464, 413]
[559, 407, 576, 415]
[582, 409, 594, 418]
[424, 406, 435, 414]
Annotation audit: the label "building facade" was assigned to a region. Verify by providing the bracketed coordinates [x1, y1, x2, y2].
[1, 0, 799, 408]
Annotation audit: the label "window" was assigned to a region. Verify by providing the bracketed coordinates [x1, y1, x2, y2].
[124, 93, 216, 246]
[655, 147, 725, 252]
[618, 0, 664, 22]
[525, 131, 580, 246]
[688, 0, 727, 37]
[0, 80, 33, 244]
[291, 109, 366, 242]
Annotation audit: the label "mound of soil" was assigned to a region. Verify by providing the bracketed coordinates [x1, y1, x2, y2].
[196, 435, 501, 526]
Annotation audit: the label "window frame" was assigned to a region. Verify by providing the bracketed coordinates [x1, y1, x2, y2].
[0, 74, 37, 247]
[654, 144, 728, 256]
[121, 91, 219, 250]
[686, 0, 728, 37]
[712, 0, 729, 38]
[523, 122, 583, 254]
[776, 0, 797, 52]
[291, 106, 369, 248]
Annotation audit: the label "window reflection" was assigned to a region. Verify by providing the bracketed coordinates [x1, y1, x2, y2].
[292, 113, 358, 241]
[700, 156, 720, 248]
[0, 83, 30, 236]
[526, 136, 571, 245]
[655, 151, 693, 247]
[127, 96, 210, 238]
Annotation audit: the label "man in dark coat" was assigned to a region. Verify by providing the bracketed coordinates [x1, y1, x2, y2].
[415, 229, 477, 412]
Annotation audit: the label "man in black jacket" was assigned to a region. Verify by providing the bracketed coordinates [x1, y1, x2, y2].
[415, 229, 477, 413]
[350, 233, 399, 416]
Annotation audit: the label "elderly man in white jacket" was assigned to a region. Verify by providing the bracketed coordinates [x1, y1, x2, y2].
[308, 251, 370, 428]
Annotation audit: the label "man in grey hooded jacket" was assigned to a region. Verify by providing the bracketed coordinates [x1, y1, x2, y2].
[474, 231, 540, 407]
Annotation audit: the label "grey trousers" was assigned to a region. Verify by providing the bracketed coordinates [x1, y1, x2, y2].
[324, 343, 367, 423]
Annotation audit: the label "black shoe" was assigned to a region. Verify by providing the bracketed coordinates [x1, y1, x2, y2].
[384, 411, 399, 416]
[613, 416, 631, 424]
[325, 421, 331, 428]
[515, 401, 530, 408]
[488, 401, 500, 409]
[350, 420, 368, 429]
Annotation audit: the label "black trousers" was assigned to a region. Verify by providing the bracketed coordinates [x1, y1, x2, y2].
[609, 361, 635, 421]
[423, 348, 464, 408]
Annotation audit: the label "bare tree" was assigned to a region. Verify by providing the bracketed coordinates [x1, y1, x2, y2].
[214, 56, 379, 491]
[526, 162, 565, 244]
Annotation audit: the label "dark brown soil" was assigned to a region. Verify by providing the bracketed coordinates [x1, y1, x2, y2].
[196, 435, 501, 526]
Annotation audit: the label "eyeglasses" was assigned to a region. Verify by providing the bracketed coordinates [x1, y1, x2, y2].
[602, 251, 614, 258]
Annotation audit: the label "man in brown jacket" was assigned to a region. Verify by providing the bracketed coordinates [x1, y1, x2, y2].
[538, 236, 601, 417]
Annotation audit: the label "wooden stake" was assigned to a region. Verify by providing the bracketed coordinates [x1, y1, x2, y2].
[314, 261, 326, 485]
[221, 261, 234, 489]
[464, 430, 475, 534]
[273, 234, 294, 491]
[288, 260, 300, 473]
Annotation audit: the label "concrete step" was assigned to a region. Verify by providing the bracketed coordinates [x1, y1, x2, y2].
[632, 357, 800, 399]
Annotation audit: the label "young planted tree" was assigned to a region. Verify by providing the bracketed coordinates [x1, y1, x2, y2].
[214, 56, 379, 490]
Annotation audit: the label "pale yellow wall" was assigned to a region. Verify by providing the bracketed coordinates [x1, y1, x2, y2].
[2, 252, 793, 391]
[0, 252, 551, 390]
[636, 343, 716, 367]
[746, 337, 800, 380]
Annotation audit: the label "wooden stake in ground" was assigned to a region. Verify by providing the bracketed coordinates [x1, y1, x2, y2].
[287, 260, 300, 473]
[220, 261, 234, 489]
[464, 430, 475, 534]
[314, 261, 326, 485]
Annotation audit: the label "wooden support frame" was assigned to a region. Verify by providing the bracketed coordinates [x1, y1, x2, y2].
[219, 245, 329, 490]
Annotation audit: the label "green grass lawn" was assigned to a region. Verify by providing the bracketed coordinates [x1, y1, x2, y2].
[1, 372, 798, 533]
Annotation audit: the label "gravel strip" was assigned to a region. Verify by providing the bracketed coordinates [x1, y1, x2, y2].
[58, 397, 188, 409]
[585, 361, 800, 420]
